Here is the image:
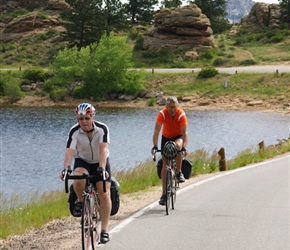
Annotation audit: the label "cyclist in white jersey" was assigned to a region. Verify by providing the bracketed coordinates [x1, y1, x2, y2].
[60, 103, 111, 244]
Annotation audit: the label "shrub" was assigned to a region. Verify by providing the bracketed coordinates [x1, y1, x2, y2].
[49, 88, 67, 101]
[198, 68, 219, 78]
[3, 77, 24, 103]
[213, 57, 226, 66]
[199, 50, 214, 60]
[269, 34, 284, 43]
[23, 68, 47, 82]
[134, 36, 144, 51]
[147, 97, 156, 106]
[239, 59, 256, 66]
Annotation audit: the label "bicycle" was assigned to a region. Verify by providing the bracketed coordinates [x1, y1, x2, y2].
[153, 144, 182, 215]
[63, 167, 106, 250]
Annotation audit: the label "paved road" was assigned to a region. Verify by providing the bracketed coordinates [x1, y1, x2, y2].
[2, 65, 289, 74]
[144, 65, 289, 74]
[100, 155, 290, 250]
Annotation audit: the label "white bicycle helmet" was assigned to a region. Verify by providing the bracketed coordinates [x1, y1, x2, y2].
[163, 141, 178, 160]
[75, 103, 95, 116]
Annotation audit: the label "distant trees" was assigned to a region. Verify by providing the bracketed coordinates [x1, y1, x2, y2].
[161, 0, 183, 8]
[61, 0, 159, 50]
[61, 0, 105, 50]
[279, 0, 290, 29]
[187, 0, 231, 33]
[124, 0, 158, 24]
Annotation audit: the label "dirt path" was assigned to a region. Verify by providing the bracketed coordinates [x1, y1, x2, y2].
[0, 174, 218, 250]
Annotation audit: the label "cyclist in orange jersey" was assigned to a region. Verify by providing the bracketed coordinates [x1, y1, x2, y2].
[151, 96, 188, 206]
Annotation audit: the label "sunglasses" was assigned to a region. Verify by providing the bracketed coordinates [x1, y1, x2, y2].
[167, 106, 177, 110]
[78, 117, 91, 121]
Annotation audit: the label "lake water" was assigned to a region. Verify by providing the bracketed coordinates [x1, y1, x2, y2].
[0, 106, 289, 200]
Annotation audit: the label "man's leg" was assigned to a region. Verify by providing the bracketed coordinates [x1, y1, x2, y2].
[97, 180, 112, 243]
[175, 139, 185, 182]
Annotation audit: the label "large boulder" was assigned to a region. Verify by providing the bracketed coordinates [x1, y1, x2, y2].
[0, 0, 69, 42]
[143, 4, 216, 52]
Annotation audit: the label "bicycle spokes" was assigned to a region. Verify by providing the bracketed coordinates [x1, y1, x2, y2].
[82, 196, 99, 250]
[165, 169, 172, 215]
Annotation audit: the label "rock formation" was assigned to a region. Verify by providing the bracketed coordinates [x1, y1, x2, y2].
[0, 0, 71, 42]
[229, 2, 282, 35]
[243, 2, 281, 29]
[143, 4, 216, 52]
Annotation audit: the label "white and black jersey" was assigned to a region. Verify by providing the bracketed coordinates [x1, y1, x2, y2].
[66, 121, 110, 164]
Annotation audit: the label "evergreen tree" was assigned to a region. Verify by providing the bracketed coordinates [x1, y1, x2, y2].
[125, 0, 158, 25]
[161, 0, 183, 8]
[61, 0, 105, 50]
[102, 0, 129, 36]
[187, 0, 231, 33]
[279, 0, 290, 29]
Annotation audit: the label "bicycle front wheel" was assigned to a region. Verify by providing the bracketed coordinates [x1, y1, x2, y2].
[171, 172, 177, 209]
[165, 168, 172, 215]
[81, 196, 98, 250]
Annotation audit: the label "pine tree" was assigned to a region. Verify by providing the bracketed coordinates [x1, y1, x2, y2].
[125, 0, 158, 25]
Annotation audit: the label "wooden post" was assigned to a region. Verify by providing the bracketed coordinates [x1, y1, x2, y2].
[218, 147, 226, 171]
[152, 68, 154, 74]
[259, 141, 264, 151]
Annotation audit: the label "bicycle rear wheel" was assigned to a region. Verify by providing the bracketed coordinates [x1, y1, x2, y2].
[81, 196, 98, 250]
[165, 168, 172, 215]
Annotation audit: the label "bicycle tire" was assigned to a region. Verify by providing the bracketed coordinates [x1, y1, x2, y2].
[90, 195, 98, 250]
[81, 195, 98, 250]
[171, 172, 177, 209]
[165, 167, 172, 215]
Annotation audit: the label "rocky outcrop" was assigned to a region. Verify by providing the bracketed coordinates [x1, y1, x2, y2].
[246, 2, 281, 28]
[143, 4, 216, 52]
[229, 2, 282, 35]
[0, 0, 70, 42]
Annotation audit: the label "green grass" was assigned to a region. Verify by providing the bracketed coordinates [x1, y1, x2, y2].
[1, 140, 289, 239]
[145, 71, 290, 102]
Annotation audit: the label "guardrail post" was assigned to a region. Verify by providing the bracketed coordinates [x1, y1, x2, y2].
[152, 68, 154, 74]
[218, 147, 226, 171]
[259, 141, 264, 151]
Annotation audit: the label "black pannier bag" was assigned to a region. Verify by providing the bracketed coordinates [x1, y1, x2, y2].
[156, 158, 192, 179]
[181, 158, 193, 179]
[68, 176, 120, 217]
[110, 176, 120, 216]
[68, 184, 78, 217]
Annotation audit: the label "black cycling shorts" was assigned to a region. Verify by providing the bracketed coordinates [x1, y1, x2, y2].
[74, 158, 111, 182]
[161, 135, 182, 154]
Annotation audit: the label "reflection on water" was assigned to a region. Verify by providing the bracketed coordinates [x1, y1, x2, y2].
[0, 106, 289, 199]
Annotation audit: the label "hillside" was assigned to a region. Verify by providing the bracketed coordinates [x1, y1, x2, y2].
[0, 1, 288, 69]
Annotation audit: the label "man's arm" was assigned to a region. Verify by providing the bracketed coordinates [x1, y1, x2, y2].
[99, 142, 109, 179]
[99, 142, 108, 169]
[181, 125, 188, 149]
[153, 122, 162, 147]
[64, 148, 74, 169]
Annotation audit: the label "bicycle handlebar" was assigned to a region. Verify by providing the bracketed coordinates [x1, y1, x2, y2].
[152, 149, 161, 162]
[152, 148, 184, 161]
[64, 169, 107, 194]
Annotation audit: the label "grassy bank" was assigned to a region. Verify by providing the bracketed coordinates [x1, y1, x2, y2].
[1, 139, 289, 239]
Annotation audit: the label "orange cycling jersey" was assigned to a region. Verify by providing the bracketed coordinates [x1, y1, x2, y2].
[156, 107, 187, 139]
